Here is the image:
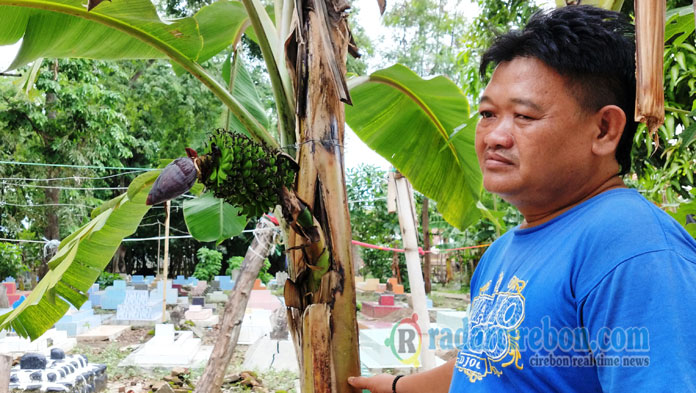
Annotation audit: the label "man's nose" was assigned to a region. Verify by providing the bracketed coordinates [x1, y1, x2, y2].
[482, 118, 514, 149]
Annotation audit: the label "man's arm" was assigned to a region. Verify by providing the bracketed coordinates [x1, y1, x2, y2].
[347, 359, 455, 393]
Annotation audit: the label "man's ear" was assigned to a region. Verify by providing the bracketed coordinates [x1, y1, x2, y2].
[592, 105, 626, 157]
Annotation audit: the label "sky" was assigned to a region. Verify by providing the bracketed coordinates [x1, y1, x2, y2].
[0, 0, 554, 170]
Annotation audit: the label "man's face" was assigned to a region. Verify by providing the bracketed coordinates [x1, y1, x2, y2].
[475, 57, 598, 209]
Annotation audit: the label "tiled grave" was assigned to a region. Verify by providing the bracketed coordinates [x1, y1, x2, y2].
[9, 350, 107, 393]
[116, 290, 162, 322]
[119, 324, 212, 368]
[55, 301, 102, 337]
[101, 280, 127, 310]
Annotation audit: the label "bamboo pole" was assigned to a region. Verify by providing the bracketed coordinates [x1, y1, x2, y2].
[161, 200, 170, 323]
[193, 218, 277, 393]
[393, 172, 436, 370]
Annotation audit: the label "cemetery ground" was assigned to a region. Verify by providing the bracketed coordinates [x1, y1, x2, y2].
[2, 276, 471, 393]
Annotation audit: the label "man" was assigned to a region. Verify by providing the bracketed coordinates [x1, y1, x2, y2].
[349, 5, 696, 393]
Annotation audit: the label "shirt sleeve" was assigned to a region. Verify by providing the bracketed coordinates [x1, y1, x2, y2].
[579, 249, 696, 393]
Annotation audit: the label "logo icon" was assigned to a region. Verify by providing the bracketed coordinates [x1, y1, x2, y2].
[385, 313, 422, 366]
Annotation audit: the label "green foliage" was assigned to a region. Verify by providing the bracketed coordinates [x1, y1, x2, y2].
[96, 271, 122, 290]
[225, 256, 272, 284]
[192, 247, 223, 281]
[382, 0, 469, 81]
[0, 242, 28, 282]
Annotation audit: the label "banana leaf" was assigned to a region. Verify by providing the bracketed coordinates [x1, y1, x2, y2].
[0, 0, 277, 146]
[346, 64, 482, 230]
[0, 170, 159, 340]
[183, 192, 247, 245]
[0, 0, 247, 70]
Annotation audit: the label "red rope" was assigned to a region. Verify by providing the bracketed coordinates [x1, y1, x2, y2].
[350, 240, 489, 255]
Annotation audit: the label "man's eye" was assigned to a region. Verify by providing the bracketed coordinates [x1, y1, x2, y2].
[480, 111, 493, 118]
[516, 114, 534, 120]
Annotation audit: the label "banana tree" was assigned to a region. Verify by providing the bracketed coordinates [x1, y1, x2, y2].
[0, 0, 482, 391]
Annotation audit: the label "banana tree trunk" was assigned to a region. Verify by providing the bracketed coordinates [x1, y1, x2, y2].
[282, 0, 360, 391]
[194, 218, 277, 393]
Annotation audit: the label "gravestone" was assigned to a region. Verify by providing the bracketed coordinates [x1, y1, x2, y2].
[131, 275, 145, 284]
[173, 275, 188, 286]
[206, 291, 228, 304]
[229, 269, 240, 282]
[214, 276, 234, 291]
[133, 283, 149, 290]
[191, 297, 205, 307]
[101, 280, 127, 309]
[269, 307, 288, 340]
[0, 285, 9, 308]
[116, 290, 162, 321]
[275, 271, 289, 288]
[208, 280, 221, 291]
[2, 282, 21, 304]
[356, 278, 380, 292]
[119, 324, 211, 368]
[242, 337, 297, 372]
[379, 294, 395, 306]
[190, 281, 208, 297]
[9, 351, 107, 392]
[184, 305, 218, 327]
[55, 301, 102, 337]
[150, 280, 178, 305]
[361, 299, 404, 318]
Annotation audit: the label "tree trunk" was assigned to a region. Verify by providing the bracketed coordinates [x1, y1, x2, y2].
[422, 197, 431, 294]
[283, 0, 361, 390]
[193, 218, 277, 393]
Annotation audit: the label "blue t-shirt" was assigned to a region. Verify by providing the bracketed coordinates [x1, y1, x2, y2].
[449, 188, 696, 392]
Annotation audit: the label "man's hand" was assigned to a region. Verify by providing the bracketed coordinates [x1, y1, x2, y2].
[347, 374, 397, 393]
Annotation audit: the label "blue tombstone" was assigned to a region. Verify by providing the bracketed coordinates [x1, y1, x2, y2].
[131, 275, 145, 284]
[3, 277, 15, 283]
[11, 296, 25, 309]
[214, 276, 234, 290]
[150, 280, 178, 304]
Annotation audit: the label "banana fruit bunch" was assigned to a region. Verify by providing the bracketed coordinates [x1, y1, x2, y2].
[198, 129, 296, 218]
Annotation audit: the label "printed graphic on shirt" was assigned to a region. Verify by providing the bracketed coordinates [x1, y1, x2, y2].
[456, 272, 526, 382]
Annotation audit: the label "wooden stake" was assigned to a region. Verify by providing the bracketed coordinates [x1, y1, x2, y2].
[162, 200, 170, 323]
[0, 354, 10, 393]
[393, 172, 435, 370]
[193, 218, 277, 393]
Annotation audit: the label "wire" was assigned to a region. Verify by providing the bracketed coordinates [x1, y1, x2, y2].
[0, 182, 128, 191]
[0, 170, 142, 182]
[0, 202, 95, 208]
[0, 238, 45, 244]
[0, 160, 155, 171]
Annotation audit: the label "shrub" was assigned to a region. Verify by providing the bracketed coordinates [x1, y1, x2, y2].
[0, 242, 28, 282]
[225, 256, 273, 284]
[96, 272, 122, 289]
[192, 247, 222, 282]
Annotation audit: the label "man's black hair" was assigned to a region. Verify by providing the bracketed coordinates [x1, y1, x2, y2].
[480, 5, 637, 175]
